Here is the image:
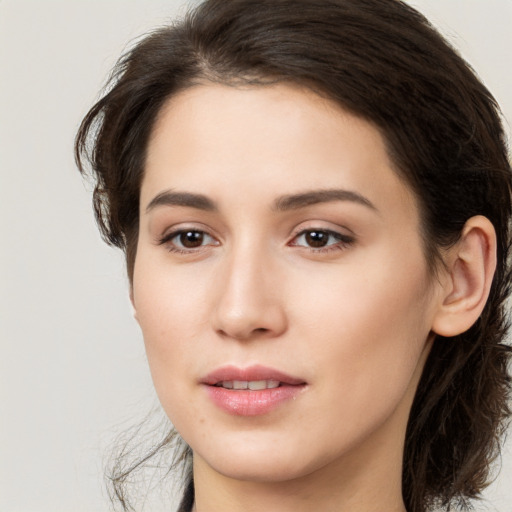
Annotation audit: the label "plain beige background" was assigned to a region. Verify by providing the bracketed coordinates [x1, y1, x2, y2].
[1, 1, 511, 511]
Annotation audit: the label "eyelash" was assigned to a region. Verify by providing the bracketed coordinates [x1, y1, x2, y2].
[157, 228, 355, 254]
[289, 229, 355, 253]
[158, 229, 218, 254]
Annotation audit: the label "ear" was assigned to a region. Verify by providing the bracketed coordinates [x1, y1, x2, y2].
[432, 215, 497, 337]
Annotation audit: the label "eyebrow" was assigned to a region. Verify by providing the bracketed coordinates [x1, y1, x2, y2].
[273, 189, 377, 212]
[145, 188, 377, 214]
[145, 190, 217, 213]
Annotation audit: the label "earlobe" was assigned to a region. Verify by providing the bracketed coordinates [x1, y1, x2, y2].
[432, 216, 497, 337]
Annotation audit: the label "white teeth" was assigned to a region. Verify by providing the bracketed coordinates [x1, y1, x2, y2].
[218, 380, 281, 390]
[248, 380, 267, 390]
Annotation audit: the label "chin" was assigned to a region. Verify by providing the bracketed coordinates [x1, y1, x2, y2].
[207, 455, 314, 483]
[191, 431, 335, 484]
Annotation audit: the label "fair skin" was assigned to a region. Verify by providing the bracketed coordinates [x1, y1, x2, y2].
[131, 83, 496, 512]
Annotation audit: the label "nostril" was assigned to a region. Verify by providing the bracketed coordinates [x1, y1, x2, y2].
[216, 325, 273, 341]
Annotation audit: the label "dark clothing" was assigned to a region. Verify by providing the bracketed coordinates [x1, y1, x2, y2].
[177, 480, 194, 512]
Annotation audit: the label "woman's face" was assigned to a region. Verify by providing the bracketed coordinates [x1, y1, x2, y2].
[133, 84, 444, 483]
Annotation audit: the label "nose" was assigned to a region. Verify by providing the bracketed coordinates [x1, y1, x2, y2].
[212, 245, 288, 341]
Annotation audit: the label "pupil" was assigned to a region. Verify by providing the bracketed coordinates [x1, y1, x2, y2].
[180, 231, 203, 248]
[305, 231, 328, 247]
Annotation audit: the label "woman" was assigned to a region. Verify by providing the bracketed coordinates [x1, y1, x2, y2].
[75, 0, 512, 511]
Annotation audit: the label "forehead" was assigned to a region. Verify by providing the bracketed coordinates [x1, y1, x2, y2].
[142, 83, 416, 220]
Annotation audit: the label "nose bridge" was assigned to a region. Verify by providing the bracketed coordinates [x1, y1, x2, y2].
[213, 236, 286, 340]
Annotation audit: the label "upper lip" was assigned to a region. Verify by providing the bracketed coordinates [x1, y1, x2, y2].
[200, 364, 306, 386]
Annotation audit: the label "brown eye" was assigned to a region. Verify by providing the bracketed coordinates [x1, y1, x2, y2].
[159, 229, 219, 253]
[179, 230, 204, 248]
[304, 230, 329, 247]
[291, 228, 355, 251]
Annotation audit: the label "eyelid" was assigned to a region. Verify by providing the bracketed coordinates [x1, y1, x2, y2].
[156, 221, 217, 242]
[290, 217, 355, 235]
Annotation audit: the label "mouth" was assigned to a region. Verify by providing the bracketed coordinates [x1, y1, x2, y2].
[213, 379, 281, 390]
[201, 365, 307, 416]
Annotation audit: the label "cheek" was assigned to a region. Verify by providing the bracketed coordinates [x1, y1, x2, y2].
[291, 249, 434, 412]
[134, 247, 211, 340]
[132, 256, 210, 407]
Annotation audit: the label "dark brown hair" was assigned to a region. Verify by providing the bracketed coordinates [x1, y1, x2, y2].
[75, 1, 512, 511]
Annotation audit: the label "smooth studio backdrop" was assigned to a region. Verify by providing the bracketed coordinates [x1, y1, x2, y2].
[1, 1, 511, 511]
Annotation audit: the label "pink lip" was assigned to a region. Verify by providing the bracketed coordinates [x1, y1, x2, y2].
[200, 365, 307, 416]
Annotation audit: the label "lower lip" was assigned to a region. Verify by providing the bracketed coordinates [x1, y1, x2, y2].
[204, 384, 305, 416]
